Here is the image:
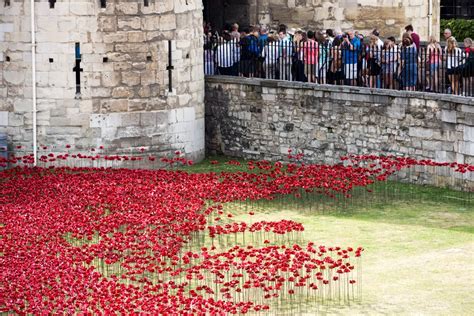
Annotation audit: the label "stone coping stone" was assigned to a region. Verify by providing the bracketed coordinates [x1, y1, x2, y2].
[205, 76, 474, 106]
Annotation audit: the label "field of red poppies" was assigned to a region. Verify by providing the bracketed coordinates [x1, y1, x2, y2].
[1, 151, 473, 314]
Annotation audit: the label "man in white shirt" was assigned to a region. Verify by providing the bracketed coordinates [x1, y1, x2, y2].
[278, 30, 293, 81]
[216, 32, 240, 76]
[372, 29, 384, 49]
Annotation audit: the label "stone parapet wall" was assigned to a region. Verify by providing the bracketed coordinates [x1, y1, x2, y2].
[0, 0, 205, 161]
[205, 76, 474, 188]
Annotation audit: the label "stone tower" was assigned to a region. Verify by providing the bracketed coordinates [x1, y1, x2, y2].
[0, 0, 205, 162]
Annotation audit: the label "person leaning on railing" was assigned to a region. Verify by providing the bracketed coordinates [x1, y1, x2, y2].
[262, 35, 279, 80]
[240, 27, 260, 78]
[292, 30, 307, 82]
[405, 24, 420, 51]
[317, 31, 330, 85]
[399, 33, 418, 91]
[278, 29, 293, 81]
[230, 23, 240, 42]
[341, 30, 361, 86]
[359, 36, 370, 87]
[381, 37, 398, 90]
[462, 38, 473, 97]
[327, 37, 344, 85]
[445, 37, 466, 95]
[367, 35, 382, 88]
[203, 41, 215, 76]
[303, 30, 318, 83]
[426, 36, 442, 93]
[257, 27, 269, 79]
[215, 32, 240, 76]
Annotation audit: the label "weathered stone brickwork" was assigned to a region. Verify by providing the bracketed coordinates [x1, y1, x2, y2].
[211, 0, 440, 41]
[260, 0, 440, 40]
[205, 76, 474, 188]
[0, 0, 205, 161]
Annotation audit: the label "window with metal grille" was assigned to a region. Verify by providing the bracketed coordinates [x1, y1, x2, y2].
[441, 0, 474, 19]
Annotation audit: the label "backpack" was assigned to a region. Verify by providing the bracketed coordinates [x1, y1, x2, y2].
[241, 35, 259, 60]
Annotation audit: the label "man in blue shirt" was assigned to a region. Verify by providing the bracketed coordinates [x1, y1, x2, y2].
[258, 26, 269, 52]
[342, 30, 361, 86]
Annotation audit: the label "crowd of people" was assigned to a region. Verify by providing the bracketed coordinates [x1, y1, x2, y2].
[203, 23, 474, 96]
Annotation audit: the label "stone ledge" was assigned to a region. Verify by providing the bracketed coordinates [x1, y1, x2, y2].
[205, 76, 474, 106]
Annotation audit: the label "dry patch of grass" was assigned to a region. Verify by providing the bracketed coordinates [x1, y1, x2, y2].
[230, 203, 474, 315]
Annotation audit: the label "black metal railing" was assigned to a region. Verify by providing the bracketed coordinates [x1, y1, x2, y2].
[204, 38, 474, 97]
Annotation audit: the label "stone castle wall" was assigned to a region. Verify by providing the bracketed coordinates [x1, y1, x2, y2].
[0, 0, 205, 161]
[217, 0, 440, 41]
[205, 76, 474, 188]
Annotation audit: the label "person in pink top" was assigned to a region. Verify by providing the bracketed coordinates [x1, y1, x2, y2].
[426, 36, 442, 92]
[462, 38, 473, 96]
[303, 30, 319, 83]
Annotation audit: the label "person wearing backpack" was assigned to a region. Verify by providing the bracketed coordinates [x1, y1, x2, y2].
[240, 27, 260, 77]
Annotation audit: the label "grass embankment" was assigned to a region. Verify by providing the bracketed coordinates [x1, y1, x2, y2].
[185, 156, 474, 315]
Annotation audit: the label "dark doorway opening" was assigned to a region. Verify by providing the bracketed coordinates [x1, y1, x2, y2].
[203, 0, 252, 32]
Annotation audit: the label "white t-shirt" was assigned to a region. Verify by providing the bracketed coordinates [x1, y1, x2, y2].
[279, 37, 293, 59]
[216, 42, 240, 68]
[263, 42, 279, 65]
[377, 38, 384, 50]
[446, 47, 465, 69]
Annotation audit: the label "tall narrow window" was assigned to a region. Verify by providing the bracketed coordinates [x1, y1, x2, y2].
[144, 0, 149, 7]
[167, 40, 174, 92]
[73, 43, 83, 98]
[49, 0, 56, 8]
[100, 0, 106, 9]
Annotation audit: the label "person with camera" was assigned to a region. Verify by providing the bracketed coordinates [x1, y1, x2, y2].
[342, 30, 361, 86]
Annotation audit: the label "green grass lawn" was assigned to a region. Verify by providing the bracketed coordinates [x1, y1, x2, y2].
[183, 156, 474, 315]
